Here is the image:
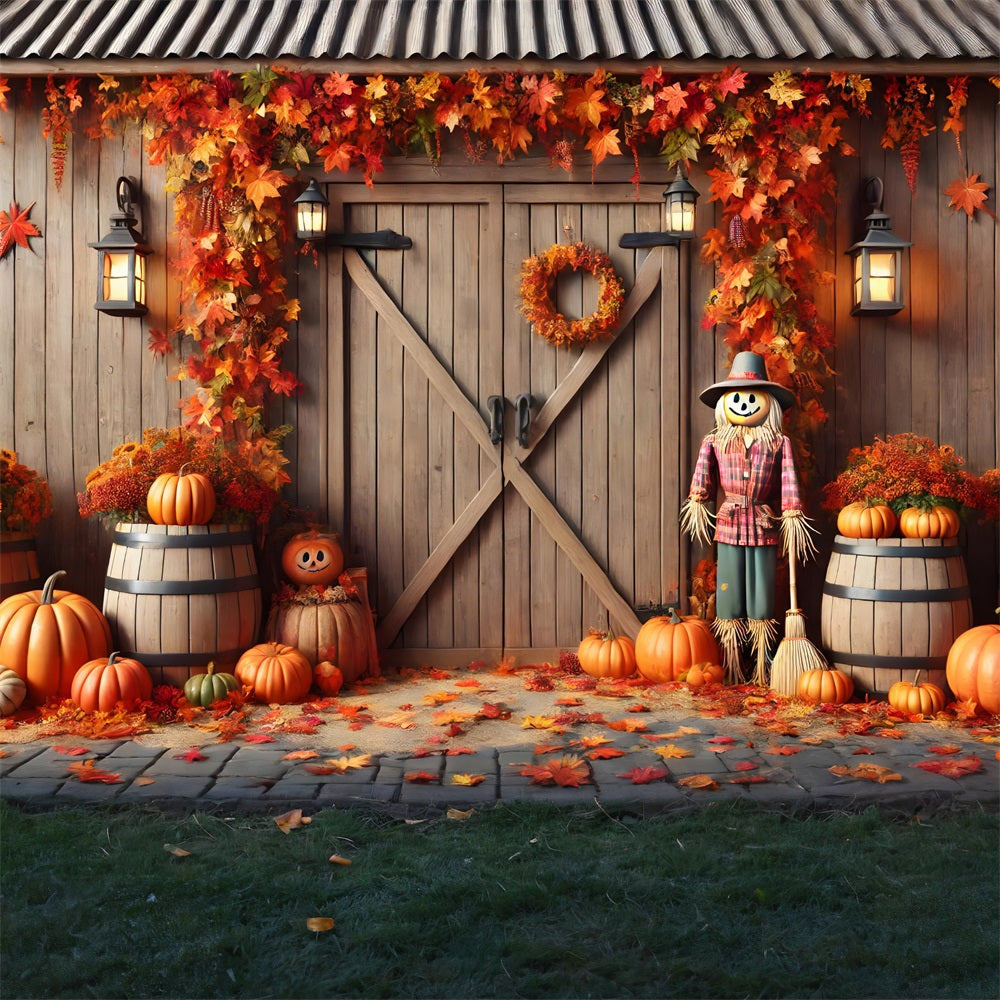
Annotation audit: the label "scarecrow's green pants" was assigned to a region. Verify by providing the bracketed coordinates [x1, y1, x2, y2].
[715, 542, 776, 621]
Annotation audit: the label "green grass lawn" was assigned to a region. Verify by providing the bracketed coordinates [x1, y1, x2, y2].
[1, 800, 997, 999]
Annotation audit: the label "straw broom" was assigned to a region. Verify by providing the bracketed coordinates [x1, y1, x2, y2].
[769, 546, 827, 695]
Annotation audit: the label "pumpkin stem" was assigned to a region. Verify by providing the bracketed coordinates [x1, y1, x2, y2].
[40, 570, 67, 605]
[108, 652, 120, 666]
[912, 669, 922, 685]
[178, 461, 190, 476]
[667, 607, 682, 625]
[206, 661, 216, 675]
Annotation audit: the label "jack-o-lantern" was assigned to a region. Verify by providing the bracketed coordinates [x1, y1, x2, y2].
[721, 389, 772, 427]
[281, 530, 345, 587]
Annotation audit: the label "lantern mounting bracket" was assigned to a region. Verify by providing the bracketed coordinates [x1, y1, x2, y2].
[618, 232, 681, 248]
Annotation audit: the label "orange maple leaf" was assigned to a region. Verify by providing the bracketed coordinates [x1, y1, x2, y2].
[243, 165, 289, 209]
[566, 80, 609, 127]
[522, 73, 560, 117]
[585, 126, 621, 166]
[450, 773, 486, 786]
[657, 82, 689, 116]
[405, 770, 440, 784]
[0, 200, 41, 258]
[911, 754, 983, 779]
[677, 774, 720, 790]
[654, 744, 693, 760]
[66, 760, 122, 784]
[618, 766, 670, 785]
[829, 763, 902, 783]
[944, 174, 992, 218]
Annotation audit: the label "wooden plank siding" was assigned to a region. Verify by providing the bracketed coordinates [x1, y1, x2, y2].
[2, 77, 997, 665]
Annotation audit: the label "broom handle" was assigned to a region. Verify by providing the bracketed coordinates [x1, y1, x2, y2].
[788, 545, 799, 611]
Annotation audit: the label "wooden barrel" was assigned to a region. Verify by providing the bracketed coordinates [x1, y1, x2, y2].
[820, 535, 971, 697]
[0, 532, 43, 601]
[103, 523, 262, 687]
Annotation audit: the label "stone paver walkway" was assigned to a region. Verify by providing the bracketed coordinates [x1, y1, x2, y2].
[3, 716, 997, 815]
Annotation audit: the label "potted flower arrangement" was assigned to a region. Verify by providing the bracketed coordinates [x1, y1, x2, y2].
[822, 433, 999, 539]
[77, 425, 290, 527]
[0, 449, 53, 596]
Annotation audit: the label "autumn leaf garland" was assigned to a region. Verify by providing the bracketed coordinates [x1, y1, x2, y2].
[2, 68, 995, 448]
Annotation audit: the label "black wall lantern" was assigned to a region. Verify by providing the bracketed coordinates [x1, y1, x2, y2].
[847, 177, 912, 316]
[293, 178, 411, 249]
[89, 176, 151, 317]
[620, 164, 699, 248]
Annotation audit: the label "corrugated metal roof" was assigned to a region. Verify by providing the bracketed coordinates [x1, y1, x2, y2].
[1, 0, 997, 67]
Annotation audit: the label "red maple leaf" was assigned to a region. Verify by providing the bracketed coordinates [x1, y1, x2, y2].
[0, 200, 41, 258]
[147, 328, 175, 357]
[173, 748, 208, 762]
[521, 755, 591, 787]
[911, 754, 983, 779]
[618, 766, 670, 785]
[585, 747, 626, 760]
[67, 760, 122, 784]
[404, 771, 440, 784]
[944, 174, 992, 218]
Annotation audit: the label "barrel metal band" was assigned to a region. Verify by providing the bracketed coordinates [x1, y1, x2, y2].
[104, 575, 260, 595]
[0, 537, 38, 552]
[822, 583, 970, 603]
[112, 530, 255, 548]
[829, 650, 948, 670]
[832, 541, 965, 558]
[118, 649, 244, 668]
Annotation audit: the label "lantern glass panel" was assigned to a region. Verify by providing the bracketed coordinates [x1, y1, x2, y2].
[667, 198, 695, 233]
[867, 251, 896, 302]
[297, 201, 327, 239]
[134, 252, 147, 306]
[102, 251, 132, 303]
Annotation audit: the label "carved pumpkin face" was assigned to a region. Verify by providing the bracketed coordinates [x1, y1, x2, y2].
[281, 531, 345, 587]
[722, 389, 772, 426]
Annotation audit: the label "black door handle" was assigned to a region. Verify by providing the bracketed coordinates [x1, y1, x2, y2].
[487, 395, 504, 445]
[515, 393, 532, 448]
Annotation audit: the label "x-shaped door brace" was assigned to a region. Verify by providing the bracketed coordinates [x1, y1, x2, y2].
[344, 247, 663, 650]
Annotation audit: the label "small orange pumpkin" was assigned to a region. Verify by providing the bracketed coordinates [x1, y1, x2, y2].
[682, 662, 725, 689]
[898, 505, 961, 539]
[797, 667, 854, 705]
[313, 660, 344, 696]
[147, 463, 216, 526]
[887, 671, 947, 716]
[836, 502, 897, 539]
[635, 608, 720, 684]
[71, 651, 153, 713]
[281, 530, 345, 587]
[0, 570, 113, 704]
[235, 642, 312, 703]
[946, 614, 1000, 715]
[576, 628, 637, 680]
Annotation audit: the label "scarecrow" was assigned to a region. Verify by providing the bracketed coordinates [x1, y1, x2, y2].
[680, 352, 816, 683]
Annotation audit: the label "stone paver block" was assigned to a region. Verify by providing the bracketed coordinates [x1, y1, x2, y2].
[374, 762, 405, 784]
[221, 748, 297, 779]
[6, 748, 103, 779]
[398, 781, 495, 806]
[56, 779, 126, 802]
[103, 743, 165, 762]
[261, 783, 322, 802]
[596, 780, 687, 808]
[0, 746, 46, 775]
[1, 777, 66, 800]
[116, 775, 214, 800]
[143, 744, 239, 777]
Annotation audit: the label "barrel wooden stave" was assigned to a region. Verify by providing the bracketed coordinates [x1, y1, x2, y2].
[820, 535, 970, 697]
[103, 523, 262, 686]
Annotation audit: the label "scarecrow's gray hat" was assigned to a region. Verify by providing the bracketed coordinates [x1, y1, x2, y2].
[698, 351, 796, 410]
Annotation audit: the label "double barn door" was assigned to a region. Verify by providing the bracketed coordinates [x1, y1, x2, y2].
[320, 181, 688, 665]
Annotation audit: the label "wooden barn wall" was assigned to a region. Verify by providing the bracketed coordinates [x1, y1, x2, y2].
[2, 76, 997, 642]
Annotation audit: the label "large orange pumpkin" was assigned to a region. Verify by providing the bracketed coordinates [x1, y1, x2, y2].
[235, 642, 313, 703]
[576, 629, 637, 680]
[265, 587, 376, 685]
[635, 609, 719, 683]
[0, 570, 112, 704]
[281, 530, 345, 587]
[946, 617, 1000, 715]
[898, 505, 961, 539]
[797, 667, 854, 705]
[71, 651, 153, 713]
[147, 464, 216, 526]
[836, 502, 897, 539]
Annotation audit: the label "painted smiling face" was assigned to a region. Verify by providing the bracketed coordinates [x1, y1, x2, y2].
[722, 389, 772, 426]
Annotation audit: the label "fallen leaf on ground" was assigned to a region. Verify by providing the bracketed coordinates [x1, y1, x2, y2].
[66, 760, 122, 783]
[173, 748, 208, 762]
[243, 734, 276, 743]
[708, 736, 736, 745]
[328, 855, 352, 866]
[573, 735, 614, 748]
[533, 743, 565, 755]
[274, 809, 312, 833]
[447, 807, 476, 820]
[164, 844, 192, 857]
[53, 745, 90, 755]
[586, 747, 626, 760]
[764, 744, 801, 756]
[853, 747, 875, 755]
[927, 745, 962, 755]
[729, 775, 768, 784]
[617, 766, 670, 785]
[733, 760, 758, 771]
[306, 917, 334, 932]
[405, 771, 440, 783]
[321, 753, 374, 773]
[829, 764, 902, 783]
[134, 776, 156, 786]
[606, 718, 647, 732]
[445, 746, 475, 756]
[661, 726, 702, 738]
[677, 774, 720, 790]
[450, 773, 486, 786]
[520, 754, 591, 787]
[283, 749, 319, 760]
[654, 744, 693, 760]
[422, 691, 460, 705]
[521, 715, 558, 730]
[911, 755, 983, 778]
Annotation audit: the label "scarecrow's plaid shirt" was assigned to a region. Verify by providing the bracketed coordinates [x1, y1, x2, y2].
[688, 434, 803, 547]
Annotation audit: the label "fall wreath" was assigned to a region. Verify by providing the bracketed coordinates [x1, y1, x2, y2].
[520, 242, 625, 348]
